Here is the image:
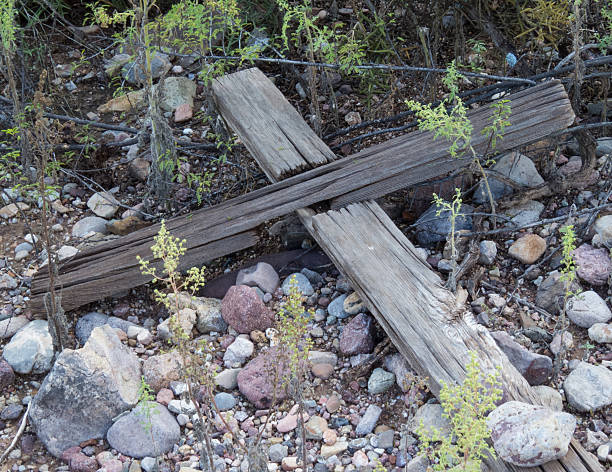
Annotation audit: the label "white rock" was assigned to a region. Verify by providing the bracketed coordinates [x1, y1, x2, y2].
[2, 320, 54, 374]
[87, 192, 119, 219]
[564, 362, 612, 412]
[567, 291, 612, 328]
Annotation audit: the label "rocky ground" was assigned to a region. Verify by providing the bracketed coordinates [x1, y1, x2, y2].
[1, 22, 612, 472]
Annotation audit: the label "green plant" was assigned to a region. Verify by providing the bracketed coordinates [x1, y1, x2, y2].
[594, 0, 612, 52]
[433, 187, 463, 292]
[417, 352, 502, 472]
[517, 0, 571, 47]
[406, 61, 512, 219]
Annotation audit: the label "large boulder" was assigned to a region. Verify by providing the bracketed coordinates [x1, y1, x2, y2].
[106, 402, 180, 458]
[29, 325, 141, 456]
[2, 320, 54, 375]
[487, 401, 575, 467]
[221, 285, 275, 334]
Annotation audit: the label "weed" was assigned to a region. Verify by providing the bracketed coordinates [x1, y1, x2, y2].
[432, 187, 463, 292]
[417, 352, 502, 472]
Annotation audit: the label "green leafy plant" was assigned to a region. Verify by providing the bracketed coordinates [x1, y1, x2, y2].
[594, 0, 612, 53]
[433, 187, 463, 292]
[406, 61, 512, 219]
[417, 352, 502, 472]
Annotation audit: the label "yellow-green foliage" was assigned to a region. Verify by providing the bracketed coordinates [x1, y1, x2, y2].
[277, 275, 314, 383]
[0, 0, 16, 52]
[417, 352, 502, 472]
[137, 376, 159, 434]
[137, 219, 207, 312]
[518, 0, 571, 47]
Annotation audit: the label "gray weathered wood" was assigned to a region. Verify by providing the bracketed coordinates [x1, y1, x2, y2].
[30, 76, 574, 314]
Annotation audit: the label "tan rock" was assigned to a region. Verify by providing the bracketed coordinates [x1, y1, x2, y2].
[0, 202, 29, 218]
[343, 292, 364, 315]
[508, 234, 546, 264]
[107, 216, 151, 236]
[97, 89, 145, 113]
[321, 440, 348, 458]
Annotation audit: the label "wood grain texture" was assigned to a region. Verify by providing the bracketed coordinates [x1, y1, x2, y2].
[305, 201, 601, 472]
[30, 77, 574, 314]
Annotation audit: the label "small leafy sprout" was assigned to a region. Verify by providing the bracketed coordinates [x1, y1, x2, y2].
[137, 376, 159, 434]
[482, 99, 512, 150]
[417, 352, 502, 472]
[433, 188, 463, 292]
[559, 224, 579, 294]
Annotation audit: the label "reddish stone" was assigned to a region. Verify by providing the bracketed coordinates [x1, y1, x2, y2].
[61, 446, 81, 463]
[0, 359, 15, 390]
[339, 313, 375, 355]
[156, 388, 174, 405]
[574, 244, 611, 286]
[174, 103, 193, 122]
[221, 285, 275, 334]
[237, 347, 289, 408]
[69, 453, 98, 472]
[311, 363, 334, 379]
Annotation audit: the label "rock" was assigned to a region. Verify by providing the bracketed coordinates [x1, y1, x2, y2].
[215, 368, 241, 390]
[414, 203, 474, 247]
[142, 351, 183, 392]
[0, 273, 18, 289]
[87, 192, 119, 219]
[158, 77, 196, 112]
[157, 308, 196, 340]
[535, 270, 582, 315]
[479, 240, 497, 265]
[0, 315, 29, 339]
[305, 416, 328, 440]
[167, 398, 196, 415]
[564, 362, 612, 412]
[236, 262, 279, 294]
[549, 331, 573, 356]
[339, 313, 375, 355]
[193, 298, 226, 334]
[308, 351, 337, 366]
[473, 152, 545, 204]
[97, 89, 146, 113]
[508, 234, 546, 264]
[68, 452, 98, 472]
[368, 368, 395, 394]
[0, 202, 29, 218]
[1, 403, 23, 420]
[487, 401, 575, 466]
[213, 392, 236, 411]
[128, 158, 150, 181]
[355, 405, 382, 436]
[0, 359, 15, 389]
[342, 292, 363, 316]
[311, 363, 334, 379]
[104, 53, 131, 76]
[320, 440, 348, 459]
[122, 53, 171, 85]
[344, 111, 361, 125]
[327, 294, 349, 319]
[2, 320, 54, 374]
[491, 331, 552, 385]
[593, 215, 612, 248]
[72, 216, 110, 237]
[596, 137, 612, 155]
[269, 444, 288, 462]
[567, 291, 612, 328]
[237, 347, 289, 408]
[383, 353, 413, 392]
[405, 455, 429, 472]
[281, 273, 314, 296]
[29, 325, 141, 456]
[223, 336, 254, 365]
[506, 200, 545, 227]
[588, 323, 612, 344]
[221, 285, 275, 334]
[534, 386, 564, 412]
[140, 457, 157, 472]
[106, 402, 180, 458]
[75, 312, 136, 345]
[174, 103, 193, 122]
[573, 244, 611, 286]
[57, 245, 79, 261]
[412, 403, 452, 438]
[277, 412, 298, 433]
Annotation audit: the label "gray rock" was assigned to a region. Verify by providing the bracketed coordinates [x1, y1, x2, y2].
[141, 457, 157, 472]
[57, 245, 78, 261]
[479, 240, 497, 265]
[2, 320, 54, 374]
[157, 76, 196, 112]
[301, 268, 324, 285]
[0, 315, 29, 339]
[122, 52, 171, 85]
[405, 455, 429, 472]
[0, 273, 17, 289]
[567, 291, 612, 328]
[593, 215, 612, 249]
[75, 312, 136, 345]
[367, 368, 395, 394]
[328, 294, 349, 319]
[1, 403, 24, 420]
[193, 298, 226, 334]
[564, 362, 612, 412]
[535, 271, 582, 315]
[355, 405, 382, 436]
[375, 429, 395, 449]
[268, 444, 288, 463]
[411, 403, 452, 438]
[15, 242, 33, 254]
[506, 200, 545, 227]
[573, 244, 611, 286]
[308, 350, 337, 366]
[282, 273, 314, 296]
[596, 137, 612, 156]
[473, 152, 544, 204]
[223, 336, 254, 365]
[157, 308, 196, 340]
[414, 203, 474, 247]
[588, 323, 612, 344]
[72, 216, 109, 237]
[383, 353, 414, 392]
[491, 331, 552, 385]
[215, 368, 241, 390]
[167, 398, 196, 415]
[87, 192, 119, 219]
[214, 392, 236, 411]
[29, 325, 141, 456]
[106, 402, 180, 458]
[487, 401, 575, 467]
[532, 386, 563, 411]
[236, 262, 279, 294]
[104, 53, 131, 76]
[142, 351, 183, 392]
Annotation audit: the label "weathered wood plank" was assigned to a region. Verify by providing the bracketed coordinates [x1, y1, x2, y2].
[30, 78, 574, 314]
[212, 68, 337, 180]
[304, 201, 601, 472]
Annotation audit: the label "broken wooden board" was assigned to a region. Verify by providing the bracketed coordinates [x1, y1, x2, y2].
[302, 201, 601, 472]
[30, 76, 574, 314]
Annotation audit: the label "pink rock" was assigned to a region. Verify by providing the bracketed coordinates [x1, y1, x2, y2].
[221, 285, 275, 334]
[101, 459, 123, 472]
[237, 347, 289, 408]
[277, 413, 298, 432]
[0, 359, 15, 389]
[311, 363, 334, 379]
[69, 453, 98, 472]
[61, 446, 82, 463]
[236, 262, 279, 294]
[339, 313, 375, 355]
[174, 103, 193, 122]
[574, 244, 611, 286]
[156, 388, 174, 405]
